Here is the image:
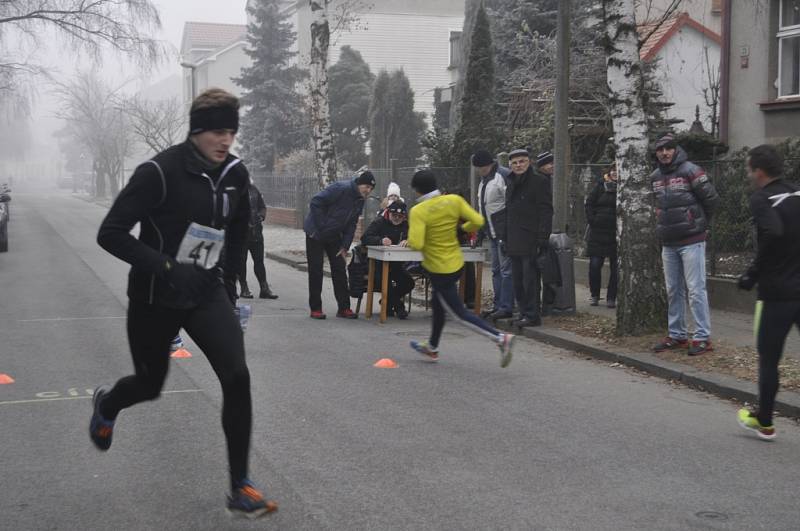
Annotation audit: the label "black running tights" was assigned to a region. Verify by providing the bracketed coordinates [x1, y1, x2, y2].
[101, 284, 252, 489]
[755, 300, 800, 425]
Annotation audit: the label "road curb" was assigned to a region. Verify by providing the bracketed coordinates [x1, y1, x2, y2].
[267, 250, 800, 419]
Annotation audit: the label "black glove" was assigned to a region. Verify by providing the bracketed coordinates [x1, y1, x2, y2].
[737, 272, 756, 291]
[223, 277, 238, 304]
[163, 259, 215, 299]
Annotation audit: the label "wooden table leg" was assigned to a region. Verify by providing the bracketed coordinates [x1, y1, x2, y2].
[380, 262, 389, 323]
[474, 261, 483, 315]
[365, 258, 375, 319]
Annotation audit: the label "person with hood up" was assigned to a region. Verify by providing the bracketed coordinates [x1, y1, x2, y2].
[650, 134, 719, 356]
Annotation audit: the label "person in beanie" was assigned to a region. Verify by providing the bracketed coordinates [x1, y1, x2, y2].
[378, 182, 404, 215]
[360, 200, 415, 319]
[534, 150, 557, 314]
[651, 133, 719, 356]
[238, 181, 278, 299]
[736, 145, 800, 441]
[406, 169, 515, 367]
[472, 148, 513, 319]
[585, 162, 618, 308]
[91, 88, 277, 517]
[503, 148, 554, 327]
[304, 169, 375, 319]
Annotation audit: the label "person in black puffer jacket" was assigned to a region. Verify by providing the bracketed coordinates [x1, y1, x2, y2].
[360, 200, 415, 319]
[650, 134, 719, 356]
[585, 163, 618, 308]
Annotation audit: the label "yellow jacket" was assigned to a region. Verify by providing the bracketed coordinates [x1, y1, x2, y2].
[407, 192, 484, 274]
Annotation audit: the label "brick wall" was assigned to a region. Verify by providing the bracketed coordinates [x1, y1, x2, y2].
[266, 207, 299, 228]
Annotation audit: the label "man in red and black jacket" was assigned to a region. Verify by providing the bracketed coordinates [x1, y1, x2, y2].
[89, 88, 277, 518]
[650, 134, 719, 356]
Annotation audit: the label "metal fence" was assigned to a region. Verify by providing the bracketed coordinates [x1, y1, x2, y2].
[254, 159, 799, 279]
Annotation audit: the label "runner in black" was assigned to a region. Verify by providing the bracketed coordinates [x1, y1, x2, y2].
[89, 88, 277, 517]
[736, 144, 800, 441]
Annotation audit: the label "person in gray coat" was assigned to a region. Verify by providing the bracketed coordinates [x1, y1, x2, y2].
[472, 149, 513, 319]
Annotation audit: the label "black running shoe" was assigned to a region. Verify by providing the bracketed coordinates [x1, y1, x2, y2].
[89, 385, 115, 451]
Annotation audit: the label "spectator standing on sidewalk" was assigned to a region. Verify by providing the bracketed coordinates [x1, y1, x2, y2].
[504, 148, 553, 327]
[472, 149, 513, 320]
[238, 182, 278, 300]
[360, 200, 414, 319]
[585, 162, 618, 308]
[650, 134, 719, 356]
[736, 144, 800, 441]
[534, 151, 558, 315]
[303, 170, 375, 319]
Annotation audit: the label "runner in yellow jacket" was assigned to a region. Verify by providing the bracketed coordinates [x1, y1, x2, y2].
[407, 169, 515, 367]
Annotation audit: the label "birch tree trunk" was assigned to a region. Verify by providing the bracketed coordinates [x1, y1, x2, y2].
[602, 0, 666, 335]
[309, 0, 337, 189]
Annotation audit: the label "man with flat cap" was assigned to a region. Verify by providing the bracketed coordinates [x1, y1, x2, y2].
[503, 148, 553, 327]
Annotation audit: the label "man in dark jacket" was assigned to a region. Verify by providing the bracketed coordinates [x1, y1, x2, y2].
[503, 148, 554, 327]
[239, 182, 277, 299]
[650, 134, 719, 356]
[736, 144, 800, 441]
[473, 149, 513, 320]
[585, 163, 618, 308]
[304, 170, 375, 319]
[360, 200, 415, 319]
[91, 88, 276, 517]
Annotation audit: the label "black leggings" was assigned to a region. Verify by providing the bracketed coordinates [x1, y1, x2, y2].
[429, 269, 500, 349]
[101, 284, 252, 489]
[755, 300, 800, 425]
[239, 236, 267, 287]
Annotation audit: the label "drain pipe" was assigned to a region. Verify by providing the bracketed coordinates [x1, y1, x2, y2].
[719, 0, 732, 144]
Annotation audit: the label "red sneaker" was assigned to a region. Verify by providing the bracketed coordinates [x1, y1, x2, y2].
[309, 310, 327, 320]
[336, 308, 358, 319]
[689, 339, 713, 356]
[652, 336, 688, 352]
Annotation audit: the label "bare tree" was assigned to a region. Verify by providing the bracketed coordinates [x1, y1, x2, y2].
[54, 72, 134, 198]
[121, 96, 186, 154]
[603, 0, 667, 335]
[701, 45, 720, 137]
[308, 0, 337, 188]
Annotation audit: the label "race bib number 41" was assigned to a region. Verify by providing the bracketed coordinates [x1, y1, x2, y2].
[176, 222, 226, 269]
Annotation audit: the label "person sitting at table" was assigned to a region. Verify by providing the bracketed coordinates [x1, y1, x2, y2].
[361, 200, 414, 319]
[377, 182, 404, 217]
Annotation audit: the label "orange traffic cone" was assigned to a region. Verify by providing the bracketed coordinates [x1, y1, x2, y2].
[170, 348, 192, 359]
[0, 373, 15, 384]
[373, 358, 398, 369]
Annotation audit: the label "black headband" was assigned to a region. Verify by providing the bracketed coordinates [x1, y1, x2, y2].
[189, 106, 239, 135]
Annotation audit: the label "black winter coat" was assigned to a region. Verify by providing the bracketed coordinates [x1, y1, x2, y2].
[650, 147, 719, 246]
[585, 179, 617, 257]
[361, 214, 409, 247]
[503, 167, 553, 256]
[97, 141, 250, 309]
[746, 179, 800, 301]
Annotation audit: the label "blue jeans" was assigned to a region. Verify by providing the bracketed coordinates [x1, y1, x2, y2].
[490, 239, 514, 313]
[661, 242, 711, 341]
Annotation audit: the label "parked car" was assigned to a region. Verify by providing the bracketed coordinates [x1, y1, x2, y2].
[0, 183, 11, 252]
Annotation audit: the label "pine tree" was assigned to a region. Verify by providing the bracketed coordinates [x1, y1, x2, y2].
[368, 69, 426, 167]
[236, 0, 307, 171]
[452, 3, 498, 165]
[329, 46, 374, 170]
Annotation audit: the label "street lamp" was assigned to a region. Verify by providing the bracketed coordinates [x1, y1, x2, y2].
[180, 59, 199, 100]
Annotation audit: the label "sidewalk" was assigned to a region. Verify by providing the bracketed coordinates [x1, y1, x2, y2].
[264, 224, 800, 418]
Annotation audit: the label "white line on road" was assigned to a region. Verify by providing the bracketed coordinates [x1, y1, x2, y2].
[0, 389, 203, 406]
[16, 316, 126, 322]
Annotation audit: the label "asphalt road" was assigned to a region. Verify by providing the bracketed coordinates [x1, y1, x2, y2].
[1, 191, 799, 531]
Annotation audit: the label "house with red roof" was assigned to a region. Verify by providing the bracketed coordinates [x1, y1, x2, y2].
[638, 12, 722, 134]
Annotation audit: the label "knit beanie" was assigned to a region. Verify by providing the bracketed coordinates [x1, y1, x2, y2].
[387, 182, 401, 198]
[355, 170, 376, 188]
[411, 169, 437, 194]
[471, 149, 494, 167]
[655, 134, 676, 150]
[536, 151, 554, 168]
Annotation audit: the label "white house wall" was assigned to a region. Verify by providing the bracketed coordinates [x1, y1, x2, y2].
[653, 26, 721, 132]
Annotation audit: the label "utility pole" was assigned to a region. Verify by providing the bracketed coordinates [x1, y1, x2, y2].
[549, 0, 576, 315]
[554, 0, 570, 232]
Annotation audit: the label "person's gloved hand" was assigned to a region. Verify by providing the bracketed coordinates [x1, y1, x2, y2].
[163, 259, 215, 299]
[738, 272, 756, 291]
